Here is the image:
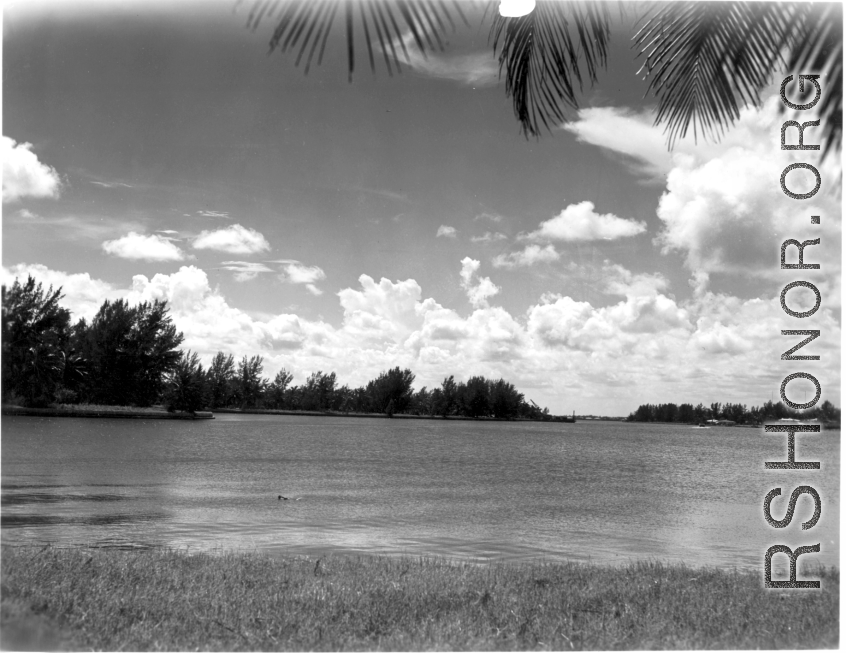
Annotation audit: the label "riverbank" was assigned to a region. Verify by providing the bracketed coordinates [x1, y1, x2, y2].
[214, 407, 575, 422]
[1, 404, 213, 420]
[0, 403, 574, 422]
[1, 546, 837, 650]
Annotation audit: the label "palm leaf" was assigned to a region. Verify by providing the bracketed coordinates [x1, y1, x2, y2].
[489, 0, 612, 137]
[786, 3, 842, 159]
[253, 0, 469, 81]
[634, 2, 798, 147]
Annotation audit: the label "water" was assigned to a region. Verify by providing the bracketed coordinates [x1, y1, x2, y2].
[1, 414, 839, 570]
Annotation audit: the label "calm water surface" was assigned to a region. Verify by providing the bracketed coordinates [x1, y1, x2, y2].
[1, 415, 839, 570]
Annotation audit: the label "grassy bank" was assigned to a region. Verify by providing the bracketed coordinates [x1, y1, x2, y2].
[1, 546, 837, 650]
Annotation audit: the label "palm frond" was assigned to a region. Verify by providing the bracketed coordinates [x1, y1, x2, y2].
[489, 0, 611, 138]
[254, 0, 470, 81]
[786, 3, 842, 159]
[634, 2, 797, 147]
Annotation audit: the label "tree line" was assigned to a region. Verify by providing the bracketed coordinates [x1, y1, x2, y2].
[626, 400, 840, 426]
[2, 276, 550, 420]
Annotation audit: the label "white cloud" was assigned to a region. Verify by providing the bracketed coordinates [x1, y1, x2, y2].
[192, 224, 270, 254]
[102, 232, 186, 261]
[91, 180, 133, 189]
[600, 263, 669, 298]
[7, 262, 840, 416]
[436, 225, 458, 238]
[220, 260, 274, 282]
[277, 261, 326, 294]
[1, 263, 124, 320]
[492, 244, 560, 268]
[7, 212, 144, 241]
[471, 231, 507, 244]
[2, 136, 62, 202]
[197, 210, 231, 218]
[523, 201, 647, 242]
[563, 96, 841, 304]
[562, 108, 673, 179]
[460, 257, 500, 308]
[387, 33, 498, 86]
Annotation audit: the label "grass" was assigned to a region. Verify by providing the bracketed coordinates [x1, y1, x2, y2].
[0, 546, 838, 650]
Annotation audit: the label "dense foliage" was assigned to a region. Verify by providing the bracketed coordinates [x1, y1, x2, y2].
[2, 277, 183, 409]
[1, 276, 552, 419]
[627, 400, 840, 426]
[198, 358, 545, 420]
[74, 299, 184, 406]
[2, 277, 75, 407]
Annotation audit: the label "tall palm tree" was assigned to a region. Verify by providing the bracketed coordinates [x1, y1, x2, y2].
[248, 0, 841, 156]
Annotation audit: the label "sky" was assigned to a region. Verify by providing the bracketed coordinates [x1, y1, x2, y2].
[2, 0, 841, 415]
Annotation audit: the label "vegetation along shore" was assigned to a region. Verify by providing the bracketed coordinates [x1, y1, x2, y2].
[1, 545, 838, 651]
[2, 276, 566, 421]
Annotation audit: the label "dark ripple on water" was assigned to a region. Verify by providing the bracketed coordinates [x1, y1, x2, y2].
[1, 512, 167, 527]
[2, 492, 128, 506]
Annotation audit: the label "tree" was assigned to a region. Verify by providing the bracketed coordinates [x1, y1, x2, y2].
[410, 386, 432, 415]
[366, 367, 415, 414]
[76, 299, 183, 406]
[2, 276, 73, 406]
[489, 378, 524, 419]
[3, 286, 69, 406]
[206, 352, 236, 408]
[301, 371, 336, 411]
[678, 403, 694, 424]
[250, 1, 841, 156]
[464, 375, 491, 418]
[436, 375, 457, 417]
[235, 355, 267, 408]
[266, 368, 294, 409]
[163, 350, 207, 413]
[709, 402, 722, 420]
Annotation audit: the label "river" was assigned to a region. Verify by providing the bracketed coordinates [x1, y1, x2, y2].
[1, 414, 839, 570]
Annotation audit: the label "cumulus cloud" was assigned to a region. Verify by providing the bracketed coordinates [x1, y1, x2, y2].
[102, 232, 186, 261]
[600, 263, 668, 298]
[565, 96, 841, 302]
[6, 262, 840, 415]
[1, 263, 125, 320]
[436, 225, 458, 238]
[460, 257, 500, 308]
[471, 231, 507, 244]
[492, 244, 560, 268]
[192, 224, 270, 254]
[522, 201, 647, 242]
[2, 136, 62, 202]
